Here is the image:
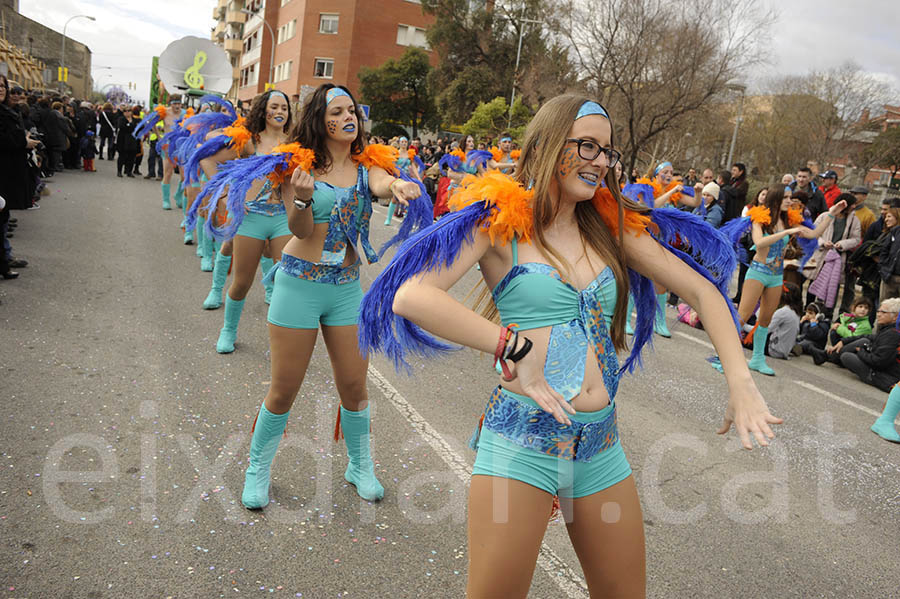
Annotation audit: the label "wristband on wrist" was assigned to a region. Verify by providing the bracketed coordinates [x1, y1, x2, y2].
[507, 337, 533, 363]
[502, 329, 518, 361]
[293, 197, 313, 210]
[827, 212, 835, 219]
[493, 325, 513, 379]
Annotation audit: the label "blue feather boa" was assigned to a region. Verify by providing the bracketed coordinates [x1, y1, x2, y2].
[359, 202, 491, 371]
[133, 110, 162, 140]
[438, 153, 462, 174]
[466, 150, 493, 170]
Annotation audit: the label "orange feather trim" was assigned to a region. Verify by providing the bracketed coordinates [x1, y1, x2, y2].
[510, 149, 521, 161]
[490, 147, 502, 162]
[183, 107, 195, 119]
[448, 170, 534, 246]
[787, 208, 804, 227]
[223, 117, 251, 155]
[353, 143, 399, 174]
[450, 149, 466, 160]
[591, 188, 651, 237]
[407, 148, 416, 160]
[154, 105, 167, 119]
[266, 143, 316, 186]
[637, 176, 682, 205]
[747, 205, 772, 226]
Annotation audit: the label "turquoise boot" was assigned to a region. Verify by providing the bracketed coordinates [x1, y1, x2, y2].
[195, 214, 205, 258]
[625, 295, 635, 335]
[216, 295, 244, 353]
[654, 293, 671, 338]
[384, 201, 396, 226]
[871, 385, 900, 443]
[161, 182, 171, 210]
[340, 406, 384, 501]
[241, 403, 290, 509]
[174, 182, 184, 210]
[748, 325, 775, 375]
[203, 251, 230, 309]
[260, 257, 275, 305]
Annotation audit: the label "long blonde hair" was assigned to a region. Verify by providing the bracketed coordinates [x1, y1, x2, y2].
[476, 94, 650, 351]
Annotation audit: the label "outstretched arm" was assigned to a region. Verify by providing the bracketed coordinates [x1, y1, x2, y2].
[798, 200, 848, 239]
[623, 230, 783, 449]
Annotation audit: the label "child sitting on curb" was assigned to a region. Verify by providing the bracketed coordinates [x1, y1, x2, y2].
[828, 296, 874, 346]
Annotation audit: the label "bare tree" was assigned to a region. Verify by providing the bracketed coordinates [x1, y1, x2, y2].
[560, 0, 773, 175]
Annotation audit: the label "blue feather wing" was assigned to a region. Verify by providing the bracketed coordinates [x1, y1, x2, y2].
[796, 218, 818, 267]
[439, 154, 462, 173]
[359, 202, 492, 372]
[466, 150, 493, 170]
[622, 183, 656, 208]
[183, 134, 230, 186]
[196, 95, 237, 120]
[133, 111, 161, 139]
[378, 170, 434, 258]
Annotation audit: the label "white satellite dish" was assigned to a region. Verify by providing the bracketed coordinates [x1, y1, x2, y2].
[158, 36, 232, 95]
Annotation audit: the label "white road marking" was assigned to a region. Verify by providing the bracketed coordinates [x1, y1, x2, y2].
[367, 365, 590, 598]
[674, 331, 893, 423]
[674, 330, 714, 349]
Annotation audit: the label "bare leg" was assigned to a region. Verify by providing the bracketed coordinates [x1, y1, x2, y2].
[466, 475, 554, 598]
[228, 235, 266, 301]
[564, 476, 646, 598]
[264, 324, 319, 414]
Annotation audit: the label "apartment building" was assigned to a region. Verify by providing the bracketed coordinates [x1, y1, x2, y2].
[211, 0, 247, 99]
[236, 0, 435, 105]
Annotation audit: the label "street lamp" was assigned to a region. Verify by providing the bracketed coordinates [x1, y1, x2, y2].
[725, 81, 746, 168]
[61, 14, 96, 93]
[240, 9, 275, 91]
[507, 8, 543, 128]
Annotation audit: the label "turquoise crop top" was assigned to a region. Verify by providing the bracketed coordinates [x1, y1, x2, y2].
[312, 181, 344, 224]
[491, 238, 620, 401]
[750, 233, 787, 275]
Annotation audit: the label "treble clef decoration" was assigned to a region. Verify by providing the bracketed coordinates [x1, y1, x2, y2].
[184, 51, 207, 89]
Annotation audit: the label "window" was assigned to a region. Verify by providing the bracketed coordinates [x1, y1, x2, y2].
[319, 13, 339, 34]
[248, 64, 258, 86]
[396, 24, 429, 49]
[280, 0, 291, 5]
[274, 60, 293, 82]
[277, 19, 296, 44]
[314, 58, 334, 79]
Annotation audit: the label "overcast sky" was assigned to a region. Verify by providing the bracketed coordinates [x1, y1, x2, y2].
[24, 0, 900, 105]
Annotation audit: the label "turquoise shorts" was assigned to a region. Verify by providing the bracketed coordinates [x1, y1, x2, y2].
[236, 212, 291, 241]
[472, 389, 632, 498]
[746, 262, 783, 288]
[266, 255, 362, 329]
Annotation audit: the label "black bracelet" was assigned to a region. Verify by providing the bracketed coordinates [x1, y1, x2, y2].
[507, 337, 533, 363]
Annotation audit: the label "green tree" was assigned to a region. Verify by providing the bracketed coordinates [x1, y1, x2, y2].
[461, 96, 532, 140]
[423, 0, 577, 126]
[358, 48, 439, 138]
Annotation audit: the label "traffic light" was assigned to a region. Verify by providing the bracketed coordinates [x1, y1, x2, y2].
[57, 66, 69, 82]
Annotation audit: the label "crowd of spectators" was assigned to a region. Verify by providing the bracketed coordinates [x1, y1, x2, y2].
[0, 79, 155, 279]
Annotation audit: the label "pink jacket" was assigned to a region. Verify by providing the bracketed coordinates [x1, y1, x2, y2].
[808, 248, 842, 307]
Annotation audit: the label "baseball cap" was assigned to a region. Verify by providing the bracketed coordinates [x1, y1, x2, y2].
[820, 170, 838, 179]
[849, 185, 869, 195]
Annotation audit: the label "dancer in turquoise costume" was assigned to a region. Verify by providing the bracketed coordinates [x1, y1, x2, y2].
[228, 84, 429, 509]
[872, 382, 900, 443]
[191, 90, 293, 352]
[358, 95, 781, 597]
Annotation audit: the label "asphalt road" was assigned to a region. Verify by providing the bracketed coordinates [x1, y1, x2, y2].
[1, 164, 898, 599]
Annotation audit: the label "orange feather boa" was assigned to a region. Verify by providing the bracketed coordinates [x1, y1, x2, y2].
[154, 105, 167, 119]
[353, 144, 399, 174]
[490, 147, 503, 162]
[637, 176, 682, 206]
[223, 117, 252, 156]
[747, 205, 772, 226]
[407, 148, 417, 161]
[510, 149, 521, 161]
[266, 143, 316, 185]
[448, 172, 649, 245]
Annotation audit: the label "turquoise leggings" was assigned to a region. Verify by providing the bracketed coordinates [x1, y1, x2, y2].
[472, 390, 632, 498]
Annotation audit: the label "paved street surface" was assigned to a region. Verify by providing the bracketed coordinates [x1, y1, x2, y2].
[2, 164, 899, 598]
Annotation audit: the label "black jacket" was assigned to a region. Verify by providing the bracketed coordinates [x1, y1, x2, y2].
[99, 110, 116, 137]
[843, 325, 900, 378]
[878, 225, 900, 281]
[0, 103, 30, 210]
[115, 116, 140, 153]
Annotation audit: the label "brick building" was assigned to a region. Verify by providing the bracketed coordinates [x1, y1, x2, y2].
[211, 0, 247, 100]
[0, 0, 93, 98]
[235, 0, 435, 105]
[828, 104, 900, 188]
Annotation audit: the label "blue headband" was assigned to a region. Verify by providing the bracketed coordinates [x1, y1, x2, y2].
[575, 101, 609, 121]
[500, 136, 512, 142]
[654, 161, 672, 176]
[326, 87, 351, 105]
[268, 90, 289, 103]
[399, 136, 408, 143]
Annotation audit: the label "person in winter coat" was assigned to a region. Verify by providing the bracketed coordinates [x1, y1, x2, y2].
[796, 302, 828, 354]
[99, 102, 116, 160]
[692, 181, 724, 228]
[809, 297, 900, 391]
[80, 130, 97, 172]
[0, 75, 39, 212]
[877, 213, 900, 301]
[804, 193, 861, 313]
[114, 107, 140, 177]
[766, 282, 803, 359]
[43, 102, 70, 173]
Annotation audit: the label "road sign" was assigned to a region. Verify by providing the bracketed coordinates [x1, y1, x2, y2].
[358, 104, 370, 121]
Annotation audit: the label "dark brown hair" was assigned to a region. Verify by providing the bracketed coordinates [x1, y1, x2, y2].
[761, 184, 790, 234]
[0, 75, 9, 107]
[246, 90, 292, 139]
[289, 84, 366, 172]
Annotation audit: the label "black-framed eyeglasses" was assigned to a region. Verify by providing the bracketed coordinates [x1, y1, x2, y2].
[565, 138, 621, 168]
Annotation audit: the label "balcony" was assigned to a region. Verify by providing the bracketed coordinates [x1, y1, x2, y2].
[224, 38, 243, 53]
[218, 0, 227, 8]
[232, 65, 241, 80]
[213, 6, 223, 19]
[240, 44, 260, 66]
[226, 11, 247, 25]
[214, 21, 225, 38]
